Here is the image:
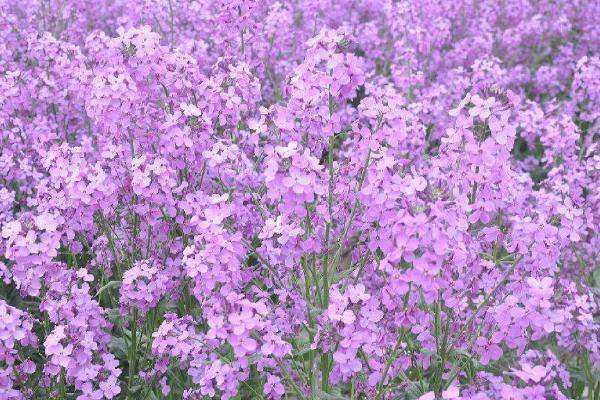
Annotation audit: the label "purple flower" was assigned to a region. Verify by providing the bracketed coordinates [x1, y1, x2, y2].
[476, 337, 503, 365]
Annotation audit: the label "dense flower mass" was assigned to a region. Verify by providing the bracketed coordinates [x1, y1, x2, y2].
[0, 0, 600, 399]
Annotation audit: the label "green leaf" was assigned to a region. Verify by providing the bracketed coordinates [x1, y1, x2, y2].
[108, 337, 128, 358]
[293, 344, 313, 359]
[405, 380, 430, 399]
[105, 308, 124, 326]
[314, 389, 349, 400]
[147, 392, 160, 400]
[331, 262, 362, 284]
[95, 280, 121, 298]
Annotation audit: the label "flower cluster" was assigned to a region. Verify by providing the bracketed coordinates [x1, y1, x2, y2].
[0, 301, 37, 399]
[119, 259, 177, 314]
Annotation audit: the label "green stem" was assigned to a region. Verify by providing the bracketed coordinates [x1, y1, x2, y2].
[58, 368, 67, 399]
[375, 329, 406, 400]
[434, 296, 451, 395]
[274, 358, 307, 400]
[330, 149, 371, 273]
[128, 308, 139, 392]
[98, 214, 121, 278]
[320, 353, 330, 393]
[323, 134, 335, 308]
[320, 93, 336, 393]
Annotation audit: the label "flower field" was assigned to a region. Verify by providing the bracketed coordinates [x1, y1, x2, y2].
[1, 1, 600, 399]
